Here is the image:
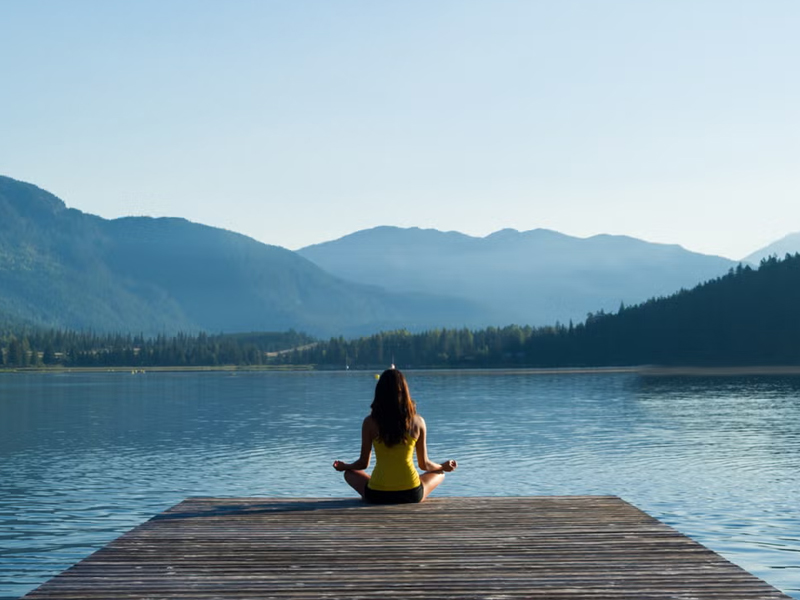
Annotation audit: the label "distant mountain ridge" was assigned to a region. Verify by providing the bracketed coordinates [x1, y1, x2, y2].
[299, 226, 739, 327]
[0, 176, 480, 336]
[743, 232, 800, 264]
[2, 174, 764, 337]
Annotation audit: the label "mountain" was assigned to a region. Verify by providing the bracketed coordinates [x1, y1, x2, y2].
[743, 232, 800, 264]
[284, 253, 800, 368]
[546, 254, 800, 366]
[0, 176, 480, 336]
[298, 226, 739, 328]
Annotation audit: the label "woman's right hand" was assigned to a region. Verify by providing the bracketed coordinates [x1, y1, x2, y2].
[442, 459, 457, 472]
[332, 460, 346, 471]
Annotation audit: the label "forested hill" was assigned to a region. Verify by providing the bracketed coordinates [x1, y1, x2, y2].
[0, 175, 480, 336]
[283, 254, 800, 368]
[566, 254, 800, 366]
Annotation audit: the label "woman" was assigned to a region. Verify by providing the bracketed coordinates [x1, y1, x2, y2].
[333, 368, 457, 503]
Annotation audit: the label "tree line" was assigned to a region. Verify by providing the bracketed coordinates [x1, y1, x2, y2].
[2, 253, 799, 369]
[0, 330, 314, 368]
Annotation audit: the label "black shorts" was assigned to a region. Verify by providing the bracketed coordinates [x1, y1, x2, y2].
[364, 484, 424, 504]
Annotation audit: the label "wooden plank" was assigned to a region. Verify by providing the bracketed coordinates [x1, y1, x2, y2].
[23, 496, 792, 599]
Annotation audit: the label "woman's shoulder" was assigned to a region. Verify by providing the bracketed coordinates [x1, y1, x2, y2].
[363, 415, 378, 433]
[411, 414, 426, 435]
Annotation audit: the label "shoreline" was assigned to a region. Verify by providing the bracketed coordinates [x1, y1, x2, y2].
[636, 365, 800, 376]
[3, 364, 800, 376]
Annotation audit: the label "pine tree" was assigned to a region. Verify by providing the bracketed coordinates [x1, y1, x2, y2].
[7, 337, 23, 366]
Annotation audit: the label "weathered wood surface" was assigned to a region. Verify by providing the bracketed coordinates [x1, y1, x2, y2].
[24, 496, 791, 599]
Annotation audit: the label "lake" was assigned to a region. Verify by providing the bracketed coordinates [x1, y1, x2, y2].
[1, 370, 798, 598]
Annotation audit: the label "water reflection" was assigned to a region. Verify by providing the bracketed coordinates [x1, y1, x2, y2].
[1, 370, 798, 598]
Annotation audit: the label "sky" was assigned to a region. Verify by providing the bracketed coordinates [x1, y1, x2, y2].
[1, 0, 799, 260]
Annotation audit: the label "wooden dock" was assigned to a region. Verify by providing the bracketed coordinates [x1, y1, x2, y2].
[24, 496, 791, 599]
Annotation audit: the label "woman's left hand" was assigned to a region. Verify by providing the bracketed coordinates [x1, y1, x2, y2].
[442, 459, 457, 472]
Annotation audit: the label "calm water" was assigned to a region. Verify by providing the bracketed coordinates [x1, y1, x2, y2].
[1, 370, 798, 598]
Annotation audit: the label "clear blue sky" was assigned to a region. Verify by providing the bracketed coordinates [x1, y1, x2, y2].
[2, 0, 798, 259]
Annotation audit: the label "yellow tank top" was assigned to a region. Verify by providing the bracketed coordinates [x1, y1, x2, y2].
[367, 437, 421, 491]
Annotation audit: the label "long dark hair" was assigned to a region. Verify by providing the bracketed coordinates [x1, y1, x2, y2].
[370, 368, 416, 447]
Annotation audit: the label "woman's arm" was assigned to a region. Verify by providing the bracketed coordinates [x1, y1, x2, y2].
[333, 416, 374, 471]
[415, 416, 457, 473]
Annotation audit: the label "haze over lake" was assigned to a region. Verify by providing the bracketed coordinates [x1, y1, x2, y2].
[1, 370, 798, 599]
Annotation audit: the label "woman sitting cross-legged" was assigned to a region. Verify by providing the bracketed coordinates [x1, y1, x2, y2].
[333, 368, 457, 504]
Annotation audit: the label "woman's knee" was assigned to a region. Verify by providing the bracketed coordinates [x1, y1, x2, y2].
[343, 470, 369, 496]
[421, 471, 445, 488]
